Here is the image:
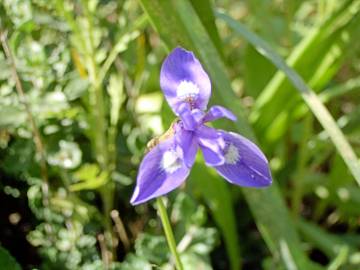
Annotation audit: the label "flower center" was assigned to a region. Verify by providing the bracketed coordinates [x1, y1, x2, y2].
[177, 80, 199, 105]
[224, 143, 240, 165]
[161, 149, 182, 173]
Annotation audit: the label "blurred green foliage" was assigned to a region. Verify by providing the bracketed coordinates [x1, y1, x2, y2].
[0, 0, 360, 269]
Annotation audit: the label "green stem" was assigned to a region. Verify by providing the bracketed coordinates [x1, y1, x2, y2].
[156, 197, 184, 270]
[56, 0, 116, 262]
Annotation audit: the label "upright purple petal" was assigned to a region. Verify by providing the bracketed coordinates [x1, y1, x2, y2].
[130, 137, 190, 205]
[177, 103, 197, 131]
[203, 105, 237, 123]
[196, 126, 226, 166]
[213, 131, 272, 187]
[177, 104, 205, 131]
[160, 47, 211, 114]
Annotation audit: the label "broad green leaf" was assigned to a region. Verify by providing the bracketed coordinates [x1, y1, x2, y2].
[63, 77, 89, 101]
[48, 140, 82, 170]
[0, 105, 26, 128]
[171, 193, 206, 230]
[0, 246, 21, 270]
[120, 254, 153, 270]
[70, 163, 108, 191]
[139, 1, 320, 269]
[216, 11, 360, 187]
[134, 233, 168, 265]
[181, 252, 213, 270]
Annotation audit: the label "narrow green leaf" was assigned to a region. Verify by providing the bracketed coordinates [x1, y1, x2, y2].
[249, 0, 360, 141]
[327, 247, 349, 270]
[294, 77, 360, 118]
[217, 11, 360, 186]
[243, 45, 276, 98]
[297, 219, 357, 258]
[189, 0, 224, 59]
[188, 162, 242, 270]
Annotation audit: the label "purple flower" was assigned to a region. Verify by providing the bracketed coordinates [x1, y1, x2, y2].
[130, 47, 272, 205]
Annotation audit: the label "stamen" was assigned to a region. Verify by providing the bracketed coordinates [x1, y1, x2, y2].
[177, 80, 199, 106]
[224, 143, 240, 165]
[161, 149, 182, 173]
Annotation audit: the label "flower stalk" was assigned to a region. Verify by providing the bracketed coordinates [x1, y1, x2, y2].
[156, 197, 184, 270]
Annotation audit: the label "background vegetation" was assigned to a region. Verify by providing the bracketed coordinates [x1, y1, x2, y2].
[0, 0, 360, 269]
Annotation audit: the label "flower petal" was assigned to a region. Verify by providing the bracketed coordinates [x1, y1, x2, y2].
[203, 105, 237, 123]
[197, 126, 225, 166]
[160, 47, 211, 114]
[195, 125, 221, 139]
[213, 131, 272, 187]
[177, 103, 205, 131]
[178, 103, 197, 131]
[130, 137, 190, 205]
[175, 126, 198, 168]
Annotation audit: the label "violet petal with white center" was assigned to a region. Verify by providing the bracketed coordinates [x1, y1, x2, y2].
[130, 136, 191, 205]
[213, 131, 272, 187]
[160, 47, 211, 114]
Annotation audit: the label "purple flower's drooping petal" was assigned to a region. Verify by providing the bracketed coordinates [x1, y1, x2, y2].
[203, 105, 237, 123]
[196, 126, 225, 166]
[130, 137, 190, 205]
[213, 131, 272, 187]
[160, 47, 211, 114]
[174, 125, 198, 168]
[200, 144, 224, 166]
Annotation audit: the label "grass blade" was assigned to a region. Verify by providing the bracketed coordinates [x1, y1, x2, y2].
[189, 163, 242, 270]
[248, 1, 360, 142]
[189, 0, 224, 59]
[217, 11, 360, 186]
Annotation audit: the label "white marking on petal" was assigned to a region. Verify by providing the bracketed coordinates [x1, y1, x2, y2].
[177, 80, 199, 100]
[161, 150, 182, 173]
[224, 143, 240, 165]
